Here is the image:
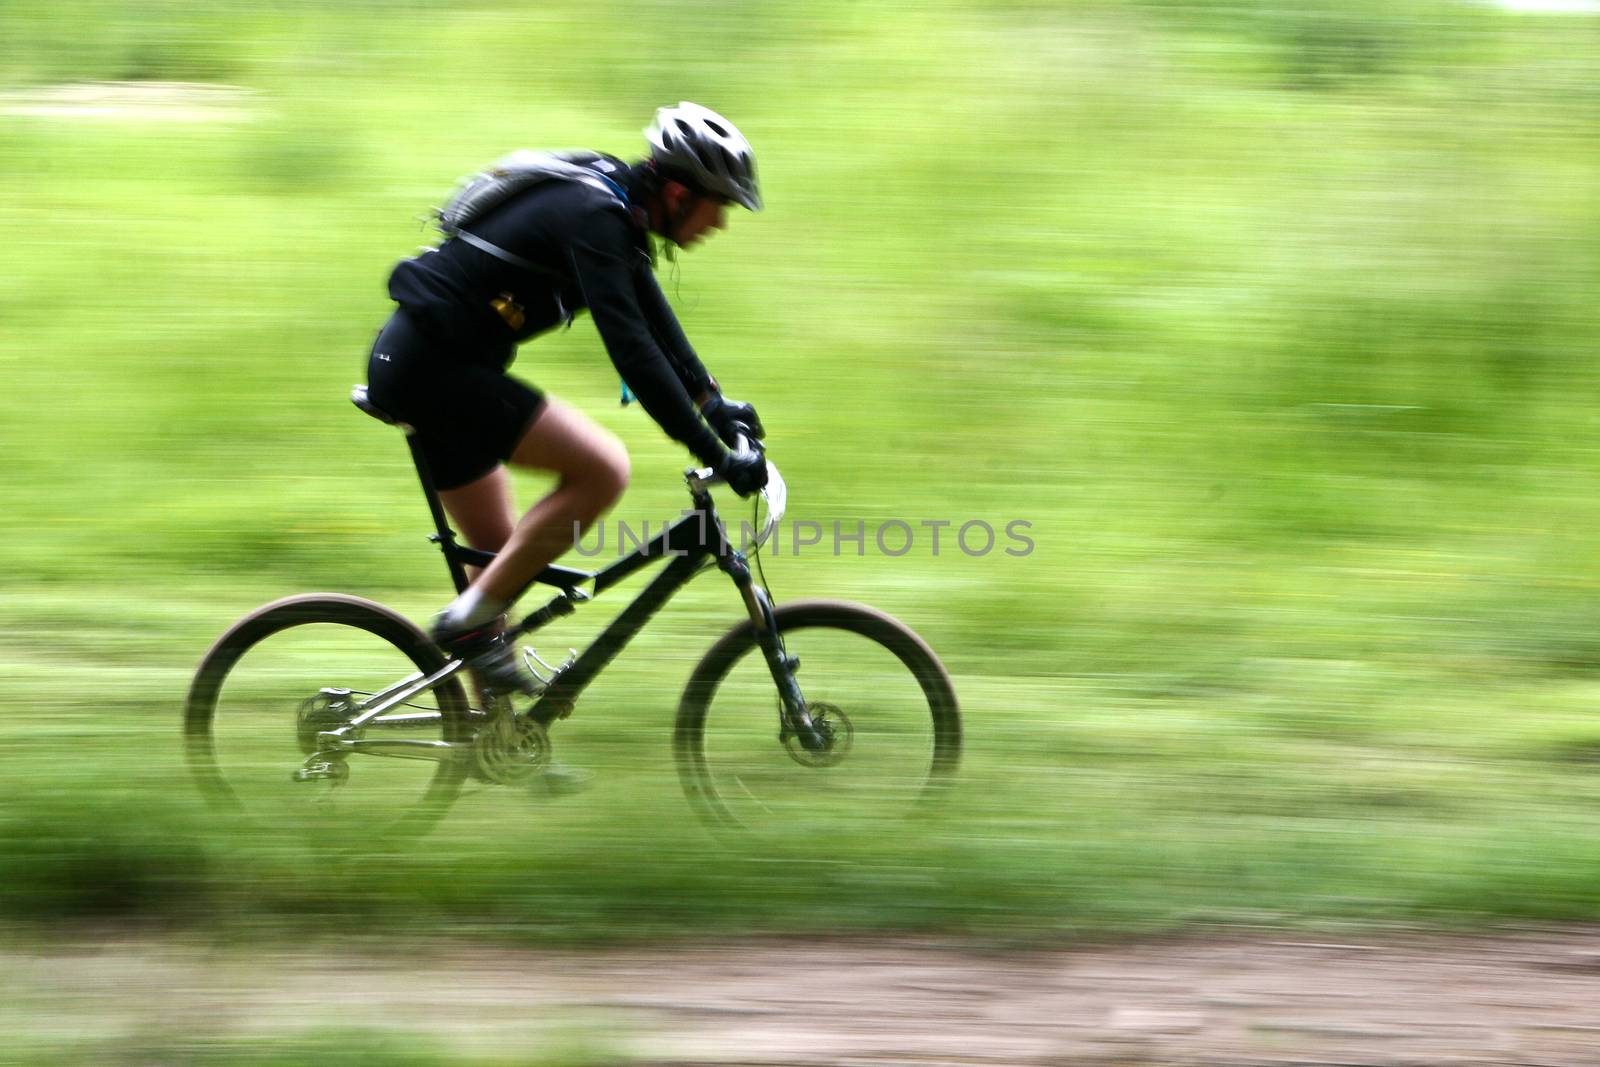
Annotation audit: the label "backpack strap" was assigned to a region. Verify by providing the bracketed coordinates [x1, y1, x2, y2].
[454, 229, 553, 275]
[447, 158, 631, 279]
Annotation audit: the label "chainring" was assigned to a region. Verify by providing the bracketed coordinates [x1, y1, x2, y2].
[473, 717, 552, 784]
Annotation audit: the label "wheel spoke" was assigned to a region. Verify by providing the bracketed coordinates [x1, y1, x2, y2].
[676, 601, 960, 836]
[186, 596, 471, 836]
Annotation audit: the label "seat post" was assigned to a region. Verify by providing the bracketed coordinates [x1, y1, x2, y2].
[351, 384, 476, 596]
[405, 434, 473, 595]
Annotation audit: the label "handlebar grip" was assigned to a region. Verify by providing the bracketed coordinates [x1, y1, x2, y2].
[725, 421, 762, 459]
[685, 420, 766, 491]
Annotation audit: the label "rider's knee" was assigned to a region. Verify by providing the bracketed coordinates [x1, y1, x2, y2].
[581, 441, 629, 508]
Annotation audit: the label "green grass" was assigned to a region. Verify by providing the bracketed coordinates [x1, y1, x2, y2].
[4, 0, 1600, 943]
[0, 1028, 622, 1067]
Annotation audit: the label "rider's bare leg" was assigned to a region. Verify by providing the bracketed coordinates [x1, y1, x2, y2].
[438, 467, 516, 584]
[436, 470, 515, 708]
[438, 397, 629, 623]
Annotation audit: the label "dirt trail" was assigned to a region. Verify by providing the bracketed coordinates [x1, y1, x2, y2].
[9, 929, 1600, 1064]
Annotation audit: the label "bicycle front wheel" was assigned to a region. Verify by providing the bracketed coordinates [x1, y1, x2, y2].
[675, 599, 961, 835]
[184, 594, 473, 836]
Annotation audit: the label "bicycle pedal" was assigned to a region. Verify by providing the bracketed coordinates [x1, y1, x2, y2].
[521, 645, 577, 686]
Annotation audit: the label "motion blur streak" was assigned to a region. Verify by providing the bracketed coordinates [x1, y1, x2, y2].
[4, 1, 1600, 1061]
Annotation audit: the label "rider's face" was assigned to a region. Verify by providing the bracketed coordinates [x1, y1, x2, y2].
[662, 182, 728, 247]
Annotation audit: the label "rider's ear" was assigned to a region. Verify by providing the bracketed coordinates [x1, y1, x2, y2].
[661, 179, 691, 211]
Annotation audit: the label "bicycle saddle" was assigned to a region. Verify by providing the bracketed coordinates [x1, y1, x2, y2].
[350, 385, 414, 433]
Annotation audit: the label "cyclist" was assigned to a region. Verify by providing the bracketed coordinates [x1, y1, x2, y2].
[367, 101, 769, 694]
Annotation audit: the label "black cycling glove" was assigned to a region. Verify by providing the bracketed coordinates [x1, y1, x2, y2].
[701, 393, 765, 447]
[719, 447, 769, 498]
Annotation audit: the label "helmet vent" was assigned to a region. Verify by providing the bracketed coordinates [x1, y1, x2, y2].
[645, 101, 761, 210]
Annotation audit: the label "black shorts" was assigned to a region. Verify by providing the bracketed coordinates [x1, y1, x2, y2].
[365, 309, 546, 490]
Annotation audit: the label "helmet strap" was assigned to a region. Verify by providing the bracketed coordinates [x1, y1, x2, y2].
[667, 191, 698, 248]
[634, 162, 699, 259]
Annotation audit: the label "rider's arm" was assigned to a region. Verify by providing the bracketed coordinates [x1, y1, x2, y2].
[567, 212, 725, 465]
[634, 269, 717, 405]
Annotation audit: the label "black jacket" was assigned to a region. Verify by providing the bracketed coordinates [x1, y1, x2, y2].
[387, 157, 725, 465]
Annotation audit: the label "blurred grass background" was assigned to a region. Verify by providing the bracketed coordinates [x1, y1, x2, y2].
[4, 0, 1600, 941]
[0, 1026, 619, 1067]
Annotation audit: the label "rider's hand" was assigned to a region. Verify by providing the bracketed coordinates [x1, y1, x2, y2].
[702, 393, 765, 447]
[719, 447, 769, 497]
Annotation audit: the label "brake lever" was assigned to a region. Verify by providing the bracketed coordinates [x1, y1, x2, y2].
[727, 420, 765, 457]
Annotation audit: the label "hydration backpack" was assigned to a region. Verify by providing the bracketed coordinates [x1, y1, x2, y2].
[431, 150, 629, 271]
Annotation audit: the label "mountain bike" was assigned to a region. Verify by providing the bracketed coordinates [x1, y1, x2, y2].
[182, 387, 961, 836]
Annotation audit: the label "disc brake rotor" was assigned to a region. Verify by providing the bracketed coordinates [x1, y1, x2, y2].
[784, 701, 853, 768]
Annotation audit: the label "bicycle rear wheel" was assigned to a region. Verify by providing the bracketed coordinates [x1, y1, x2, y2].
[184, 594, 473, 836]
[675, 599, 961, 836]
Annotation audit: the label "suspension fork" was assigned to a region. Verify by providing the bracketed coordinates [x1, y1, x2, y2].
[717, 550, 830, 752]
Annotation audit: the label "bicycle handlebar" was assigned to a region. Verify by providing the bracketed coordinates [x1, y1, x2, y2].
[685, 421, 763, 491]
[683, 425, 786, 552]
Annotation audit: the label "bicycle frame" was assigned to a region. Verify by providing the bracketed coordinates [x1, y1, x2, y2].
[316, 427, 817, 763]
[501, 485, 783, 731]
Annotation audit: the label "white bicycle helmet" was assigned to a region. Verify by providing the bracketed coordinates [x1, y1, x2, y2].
[645, 101, 762, 211]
